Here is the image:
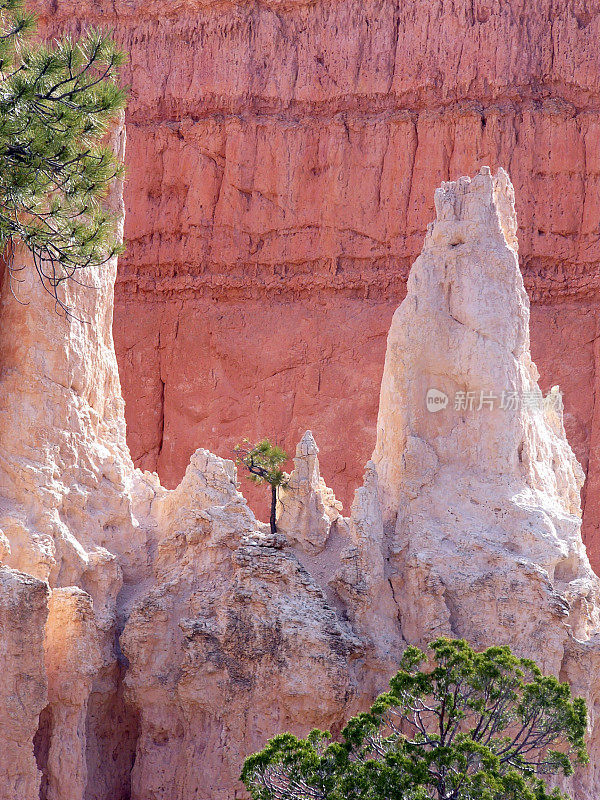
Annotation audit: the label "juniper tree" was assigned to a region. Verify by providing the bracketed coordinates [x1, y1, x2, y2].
[241, 638, 589, 800]
[0, 0, 126, 315]
[235, 439, 289, 535]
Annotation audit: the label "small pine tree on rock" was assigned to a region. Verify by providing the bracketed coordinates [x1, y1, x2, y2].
[235, 439, 289, 535]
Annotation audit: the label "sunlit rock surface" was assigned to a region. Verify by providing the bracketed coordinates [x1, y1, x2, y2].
[373, 167, 600, 796]
[27, 0, 600, 574]
[1, 167, 600, 799]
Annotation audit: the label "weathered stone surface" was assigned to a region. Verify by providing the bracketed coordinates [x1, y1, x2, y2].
[0, 567, 49, 800]
[121, 451, 361, 800]
[0, 127, 142, 800]
[332, 459, 403, 690]
[42, 588, 103, 800]
[25, 0, 600, 573]
[276, 430, 342, 554]
[121, 168, 600, 799]
[373, 167, 600, 797]
[3, 161, 600, 800]
[0, 125, 138, 595]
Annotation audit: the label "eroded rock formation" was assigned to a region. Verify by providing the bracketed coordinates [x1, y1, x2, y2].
[0, 125, 142, 800]
[122, 450, 362, 800]
[2, 167, 600, 799]
[276, 430, 343, 555]
[372, 167, 600, 794]
[25, 0, 600, 574]
[0, 567, 48, 799]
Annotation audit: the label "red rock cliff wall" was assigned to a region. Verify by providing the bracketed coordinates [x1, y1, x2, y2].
[34, 0, 600, 568]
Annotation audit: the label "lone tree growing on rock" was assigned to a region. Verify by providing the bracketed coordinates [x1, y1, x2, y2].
[241, 638, 588, 800]
[0, 0, 126, 315]
[235, 439, 289, 535]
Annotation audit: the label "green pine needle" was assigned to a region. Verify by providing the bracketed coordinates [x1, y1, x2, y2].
[0, 1, 126, 317]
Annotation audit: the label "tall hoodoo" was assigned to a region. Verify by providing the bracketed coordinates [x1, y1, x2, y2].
[0, 123, 142, 800]
[0, 122, 139, 592]
[374, 166, 582, 530]
[276, 429, 343, 554]
[373, 167, 600, 797]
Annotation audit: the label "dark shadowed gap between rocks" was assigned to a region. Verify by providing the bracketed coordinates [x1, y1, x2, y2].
[84, 662, 140, 800]
[33, 704, 53, 800]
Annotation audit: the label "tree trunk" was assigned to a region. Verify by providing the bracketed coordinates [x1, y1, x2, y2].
[270, 484, 277, 535]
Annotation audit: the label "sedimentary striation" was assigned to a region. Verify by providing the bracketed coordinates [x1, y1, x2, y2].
[2, 167, 600, 799]
[27, 0, 600, 571]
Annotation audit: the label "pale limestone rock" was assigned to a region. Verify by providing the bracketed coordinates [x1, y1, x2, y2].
[372, 167, 600, 798]
[275, 440, 402, 688]
[0, 566, 49, 800]
[276, 429, 342, 554]
[271, 431, 356, 625]
[0, 123, 142, 799]
[42, 588, 103, 800]
[0, 124, 143, 598]
[0, 529, 10, 561]
[121, 451, 361, 800]
[333, 460, 403, 688]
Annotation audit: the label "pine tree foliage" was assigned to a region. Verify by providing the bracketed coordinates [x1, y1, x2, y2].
[235, 438, 288, 489]
[0, 0, 126, 315]
[234, 438, 289, 535]
[241, 638, 589, 800]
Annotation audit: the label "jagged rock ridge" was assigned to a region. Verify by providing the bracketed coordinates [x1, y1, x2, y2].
[1, 167, 600, 799]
